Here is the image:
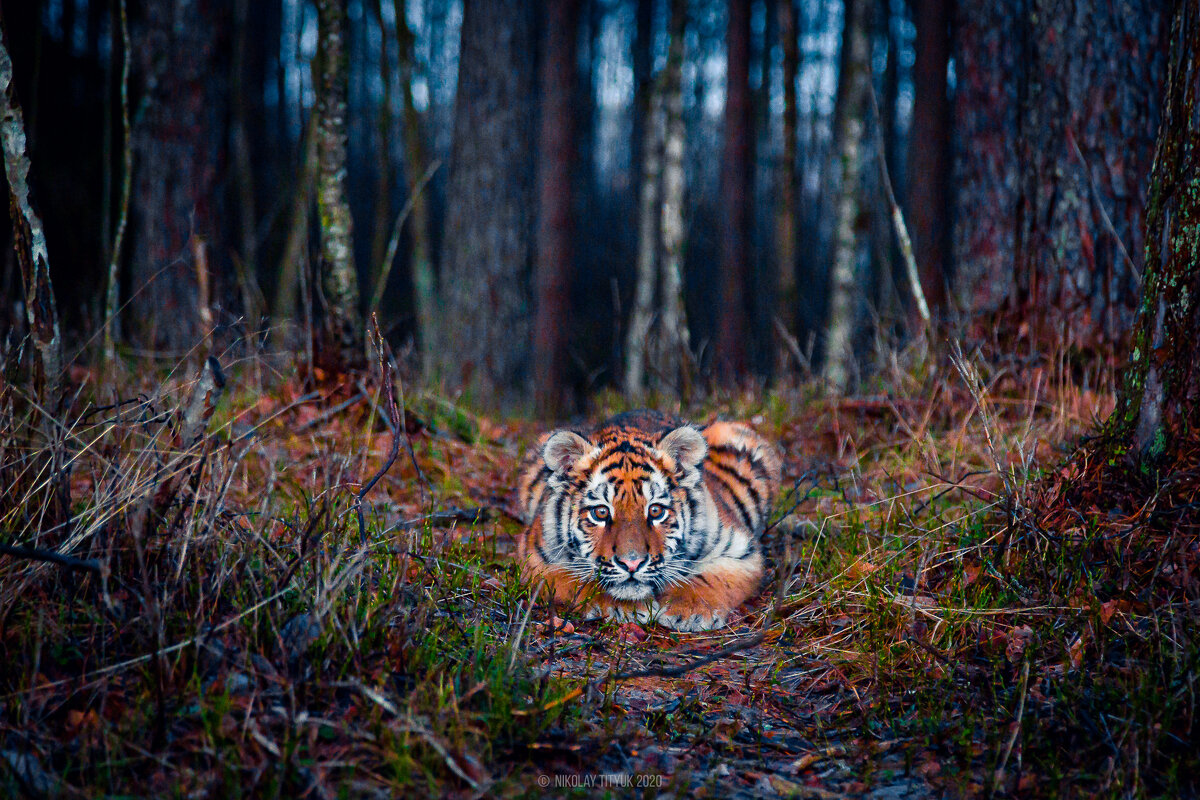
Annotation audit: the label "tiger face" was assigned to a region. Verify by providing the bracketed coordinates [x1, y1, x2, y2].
[537, 424, 710, 603]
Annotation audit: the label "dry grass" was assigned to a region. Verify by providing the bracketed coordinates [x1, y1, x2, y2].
[0, 334, 1194, 798]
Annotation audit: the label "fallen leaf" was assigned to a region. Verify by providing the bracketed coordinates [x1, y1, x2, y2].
[616, 623, 647, 643]
[539, 616, 575, 635]
[1005, 625, 1034, 663]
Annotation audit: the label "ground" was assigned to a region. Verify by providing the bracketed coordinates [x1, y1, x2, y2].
[0, 339, 1196, 798]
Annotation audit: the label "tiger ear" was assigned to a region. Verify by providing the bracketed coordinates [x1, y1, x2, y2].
[543, 430, 593, 474]
[659, 426, 707, 470]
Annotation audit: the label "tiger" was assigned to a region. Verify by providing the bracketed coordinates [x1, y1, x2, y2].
[516, 410, 782, 632]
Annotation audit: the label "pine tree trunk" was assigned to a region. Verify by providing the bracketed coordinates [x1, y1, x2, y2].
[129, 0, 226, 351]
[1106, 1, 1200, 462]
[314, 0, 363, 367]
[775, 0, 800, 337]
[906, 0, 951, 312]
[824, 0, 870, 391]
[953, 0, 1168, 343]
[534, 0, 581, 416]
[440, 0, 536, 404]
[717, 0, 753, 380]
[657, 0, 691, 395]
[396, 5, 437, 372]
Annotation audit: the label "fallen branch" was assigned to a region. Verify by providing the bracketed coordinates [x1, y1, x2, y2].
[0, 542, 103, 574]
[386, 506, 492, 532]
[611, 631, 766, 681]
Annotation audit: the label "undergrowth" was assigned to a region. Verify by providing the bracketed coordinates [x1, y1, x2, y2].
[0, 335, 1195, 798]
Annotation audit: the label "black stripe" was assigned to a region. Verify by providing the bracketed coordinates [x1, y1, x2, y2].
[706, 458, 766, 514]
[704, 464, 756, 529]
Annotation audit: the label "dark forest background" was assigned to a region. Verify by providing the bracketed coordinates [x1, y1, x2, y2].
[0, 0, 1171, 412]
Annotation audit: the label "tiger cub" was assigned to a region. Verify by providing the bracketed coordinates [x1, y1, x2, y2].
[517, 410, 781, 632]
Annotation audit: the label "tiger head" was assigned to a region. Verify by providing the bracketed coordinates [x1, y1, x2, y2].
[538, 423, 710, 602]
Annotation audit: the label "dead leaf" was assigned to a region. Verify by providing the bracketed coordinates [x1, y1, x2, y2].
[538, 616, 574, 635]
[848, 558, 880, 580]
[1005, 625, 1034, 663]
[616, 623, 647, 643]
[1067, 635, 1086, 669]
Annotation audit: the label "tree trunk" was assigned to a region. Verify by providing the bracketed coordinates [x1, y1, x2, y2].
[775, 0, 800, 337]
[395, 2, 437, 371]
[624, 90, 664, 399]
[314, 0, 363, 367]
[823, 0, 870, 391]
[440, 0, 536, 405]
[953, 0, 1168, 346]
[717, 0, 753, 380]
[906, 0, 951, 312]
[0, 38, 61, 402]
[1106, 1, 1200, 463]
[129, 0, 226, 352]
[272, 109, 318, 324]
[534, 0, 582, 416]
[656, 0, 691, 395]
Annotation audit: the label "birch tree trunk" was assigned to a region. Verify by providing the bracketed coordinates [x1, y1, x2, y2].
[823, 0, 870, 392]
[624, 91, 665, 398]
[0, 39, 62, 404]
[656, 0, 691, 395]
[314, 0, 363, 367]
[534, 0, 582, 415]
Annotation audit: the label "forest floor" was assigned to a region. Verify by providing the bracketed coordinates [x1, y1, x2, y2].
[1, 338, 1197, 798]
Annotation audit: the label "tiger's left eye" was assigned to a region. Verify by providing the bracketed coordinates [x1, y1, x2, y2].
[647, 503, 669, 523]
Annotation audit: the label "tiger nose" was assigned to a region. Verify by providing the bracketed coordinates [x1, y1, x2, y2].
[616, 553, 647, 574]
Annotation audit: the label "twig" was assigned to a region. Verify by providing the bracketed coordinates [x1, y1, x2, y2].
[356, 316, 400, 545]
[611, 631, 766, 681]
[0, 543, 103, 574]
[867, 80, 931, 324]
[103, 0, 132, 366]
[294, 390, 367, 433]
[991, 658, 1031, 796]
[384, 506, 492, 533]
[368, 159, 442, 315]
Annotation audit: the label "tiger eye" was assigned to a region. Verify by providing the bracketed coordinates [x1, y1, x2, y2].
[647, 503, 669, 522]
[587, 506, 610, 524]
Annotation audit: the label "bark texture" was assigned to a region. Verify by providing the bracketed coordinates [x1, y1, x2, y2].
[314, 0, 363, 366]
[0, 39, 61, 401]
[775, 0, 800, 334]
[823, 0, 870, 391]
[906, 0, 951, 311]
[129, 0, 227, 351]
[397, 6, 437, 372]
[717, 0, 753, 380]
[534, 0, 582, 415]
[625, 90, 664, 398]
[1107, 0, 1200, 462]
[656, 0, 691, 395]
[440, 0, 536, 404]
[953, 0, 1168, 345]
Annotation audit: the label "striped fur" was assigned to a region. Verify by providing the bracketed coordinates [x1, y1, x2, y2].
[517, 410, 781, 631]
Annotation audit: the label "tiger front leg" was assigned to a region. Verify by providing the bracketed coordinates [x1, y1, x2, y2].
[656, 557, 764, 632]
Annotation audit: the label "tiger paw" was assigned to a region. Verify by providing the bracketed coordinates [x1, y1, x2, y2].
[657, 609, 731, 632]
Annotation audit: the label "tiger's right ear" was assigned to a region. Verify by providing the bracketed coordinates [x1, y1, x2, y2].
[543, 431, 593, 474]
